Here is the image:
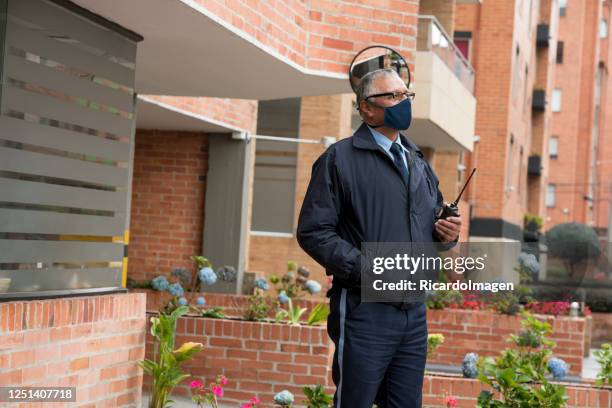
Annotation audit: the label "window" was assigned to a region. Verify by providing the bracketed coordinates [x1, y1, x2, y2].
[454, 31, 472, 60]
[506, 135, 514, 192]
[552, 88, 562, 112]
[512, 45, 520, 101]
[556, 41, 564, 64]
[559, 0, 567, 17]
[601, 19, 608, 38]
[546, 184, 556, 207]
[549, 137, 559, 158]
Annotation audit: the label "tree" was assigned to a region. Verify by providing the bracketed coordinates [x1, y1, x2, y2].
[545, 223, 601, 278]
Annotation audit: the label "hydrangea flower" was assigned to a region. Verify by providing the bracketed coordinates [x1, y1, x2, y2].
[198, 267, 217, 286]
[304, 279, 322, 294]
[273, 390, 294, 406]
[548, 357, 568, 379]
[518, 252, 540, 275]
[167, 282, 184, 297]
[277, 291, 290, 305]
[254, 277, 269, 291]
[178, 297, 188, 306]
[462, 352, 479, 378]
[151, 275, 169, 292]
[196, 296, 206, 306]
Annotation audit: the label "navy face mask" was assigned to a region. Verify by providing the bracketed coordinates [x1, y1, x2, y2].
[367, 98, 412, 130]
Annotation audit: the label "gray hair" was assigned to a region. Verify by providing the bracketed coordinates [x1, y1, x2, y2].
[355, 68, 402, 105]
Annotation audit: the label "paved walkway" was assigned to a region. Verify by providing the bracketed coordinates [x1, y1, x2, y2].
[582, 347, 603, 379]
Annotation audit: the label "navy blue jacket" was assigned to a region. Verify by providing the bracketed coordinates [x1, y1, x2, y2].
[296, 122, 457, 294]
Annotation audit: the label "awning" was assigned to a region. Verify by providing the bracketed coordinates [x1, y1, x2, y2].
[72, 0, 351, 99]
[136, 96, 242, 132]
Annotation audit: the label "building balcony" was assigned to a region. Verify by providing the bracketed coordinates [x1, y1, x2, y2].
[408, 16, 476, 152]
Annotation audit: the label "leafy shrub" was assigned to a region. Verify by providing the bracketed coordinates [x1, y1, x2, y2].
[476, 313, 569, 407]
[594, 343, 612, 387]
[546, 223, 601, 278]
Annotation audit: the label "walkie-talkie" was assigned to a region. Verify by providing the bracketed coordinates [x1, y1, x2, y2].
[435, 168, 477, 221]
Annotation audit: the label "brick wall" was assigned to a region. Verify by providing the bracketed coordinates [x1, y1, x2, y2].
[592, 312, 612, 346]
[143, 314, 333, 407]
[0, 293, 146, 406]
[196, 0, 419, 75]
[128, 130, 209, 283]
[423, 374, 611, 408]
[427, 309, 588, 375]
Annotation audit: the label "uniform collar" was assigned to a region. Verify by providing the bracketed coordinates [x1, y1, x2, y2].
[353, 121, 422, 156]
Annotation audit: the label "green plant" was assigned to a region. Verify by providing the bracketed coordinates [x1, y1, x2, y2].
[275, 298, 307, 325]
[475, 312, 569, 407]
[594, 343, 612, 387]
[426, 290, 463, 309]
[270, 261, 321, 299]
[244, 291, 274, 321]
[139, 306, 203, 408]
[427, 333, 444, 358]
[489, 290, 523, 316]
[306, 303, 330, 326]
[200, 306, 226, 319]
[524, 213, 543, 232]
[189, 374, 228, 407]
[303, 385, 333, 408]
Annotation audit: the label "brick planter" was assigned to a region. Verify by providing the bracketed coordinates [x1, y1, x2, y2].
[592, 312, 612, 347]
[423, 373, 611, 407]
[427, 309, 588, 376]
[143, 313, 333, 407]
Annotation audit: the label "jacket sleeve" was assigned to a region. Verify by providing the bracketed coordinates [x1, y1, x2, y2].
[296, 149, 362, 285]
[426, 160, 459, 251]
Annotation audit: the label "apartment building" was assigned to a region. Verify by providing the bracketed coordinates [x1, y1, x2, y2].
[546, 0, 604, 233]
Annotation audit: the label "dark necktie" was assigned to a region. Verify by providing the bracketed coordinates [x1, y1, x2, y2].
[390, 142, 409, 186]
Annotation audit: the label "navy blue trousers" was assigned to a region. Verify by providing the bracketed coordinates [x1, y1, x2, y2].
[327, 288, 428, 408]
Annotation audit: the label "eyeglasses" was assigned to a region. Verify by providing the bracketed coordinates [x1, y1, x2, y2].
[364, 90, 416, 103]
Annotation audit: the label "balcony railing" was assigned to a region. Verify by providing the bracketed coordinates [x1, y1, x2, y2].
[417, 15, 475, 93]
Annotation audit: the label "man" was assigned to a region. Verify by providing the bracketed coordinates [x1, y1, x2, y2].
[296, 68, 462, 408]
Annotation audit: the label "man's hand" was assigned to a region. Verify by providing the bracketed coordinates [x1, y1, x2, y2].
[434, 214, 461, 243]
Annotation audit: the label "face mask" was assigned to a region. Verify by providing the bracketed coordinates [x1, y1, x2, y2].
[367, 98, 412, 130]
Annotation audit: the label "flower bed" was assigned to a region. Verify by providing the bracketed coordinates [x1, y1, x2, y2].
[427, 308, 588, 376]
[422, 373, 611, 408]
[142, 312, 334, 407]
[132, 288, 326, 320]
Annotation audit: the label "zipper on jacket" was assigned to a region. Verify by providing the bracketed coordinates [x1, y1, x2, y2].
[405, 150, 414, 243]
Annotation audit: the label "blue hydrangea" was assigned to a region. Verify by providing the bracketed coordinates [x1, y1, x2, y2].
[167, 282, 184, 297]
[178, 297, 188, 306]
[462, 352, 479, 378]
[196, 296, 206, 306]
[273, 390, 294, 406]
[254, 277, 269, 291]
[548, 357, 568, 379]
[278, 291, 290, 305]
[151, 275, 169, 292]
[198, 267, 217, 286]
[518, 252, 540, 275]
[305, 279, 322, 294]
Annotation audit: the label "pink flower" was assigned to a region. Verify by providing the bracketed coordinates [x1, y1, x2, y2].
[250, 396, 261, 404]
[189, 379, 203, 389]
[241, 404, 252, 408]
[219, 375, 228, 385]
[211, 384, 223, 398]
[444, 395, 458, 408]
